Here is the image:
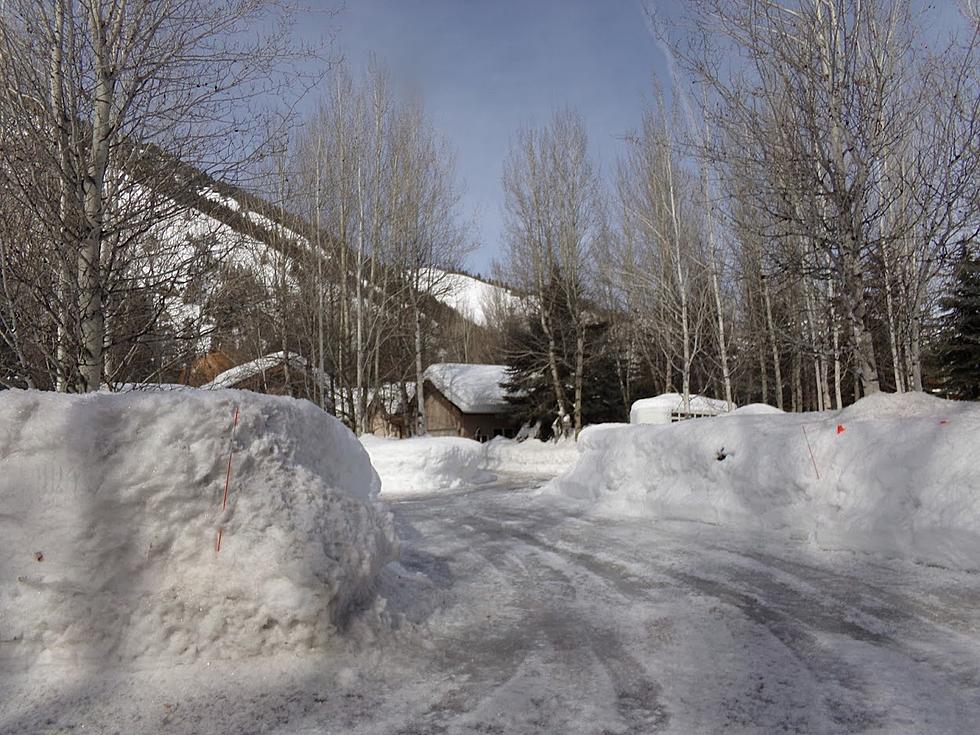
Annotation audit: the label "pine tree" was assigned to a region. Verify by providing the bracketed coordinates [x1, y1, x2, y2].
[501, 276, 626, 438]
[936, 248, 980, 400]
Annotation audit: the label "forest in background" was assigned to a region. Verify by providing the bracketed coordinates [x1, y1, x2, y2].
[0, 1, 978, 437]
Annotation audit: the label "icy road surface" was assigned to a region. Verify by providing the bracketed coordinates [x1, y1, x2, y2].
[5, 472, 980, 734]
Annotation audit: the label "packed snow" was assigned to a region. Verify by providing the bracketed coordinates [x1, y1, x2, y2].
[3, 389, 980, 733]
[102, 382, 191, 392]
[553, 392, 980, 570]
[483, 435, 581, 476]
[423, 362, 512, 413]
[361, 433, 579, 495]
[360, 434, 488, 496]
[0, 389, 396, 666]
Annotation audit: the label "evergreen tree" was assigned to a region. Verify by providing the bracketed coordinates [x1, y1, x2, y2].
[936, 248, 980, 400]
[501, 277, 626, 439]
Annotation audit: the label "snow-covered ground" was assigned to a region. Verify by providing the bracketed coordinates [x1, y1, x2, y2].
[4, 473, 980, 733]
[359, 434, 489, 497]
[483, 435, 580, 476]
[552, 392, 980, 571]
[4, 390, 980, 733]
[360, 432, 580, 496]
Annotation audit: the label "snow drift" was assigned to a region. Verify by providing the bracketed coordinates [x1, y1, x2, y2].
[552, 393, 980, 570]
[483, 436, 581, 476]
[360, 434, 487, 496]
[0, 389, 396, 665]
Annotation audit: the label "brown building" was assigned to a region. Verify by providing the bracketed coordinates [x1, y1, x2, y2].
[179, 350, 238, 387]
[365, 383, 416, 438]
[201, 351, 326, 400]
[422, 363, 518, 442]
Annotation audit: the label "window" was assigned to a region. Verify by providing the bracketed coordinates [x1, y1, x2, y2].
[669, 411, 718, 423]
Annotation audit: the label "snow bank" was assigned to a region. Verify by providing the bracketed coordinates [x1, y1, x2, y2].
[360, 435, 487, 496]
[483, 436, 581, 476]
[729, 402, 784, 416]
[0, 389, 396, 665]
[552, 393, 980, 570]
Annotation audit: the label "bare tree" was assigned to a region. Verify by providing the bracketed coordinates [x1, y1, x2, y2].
[0, 0, 317, 391]
[616, 102, 712, 411]
[501, 109, 601, 436]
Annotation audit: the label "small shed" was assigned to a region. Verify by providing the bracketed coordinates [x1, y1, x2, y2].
[365, 383, 416, 438]
[180, 350, 237, 387]
[630, 393, 733, 425]
[422, 363, 518, 441]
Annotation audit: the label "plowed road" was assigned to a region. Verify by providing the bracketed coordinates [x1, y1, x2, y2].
[4, 472, 980, 734]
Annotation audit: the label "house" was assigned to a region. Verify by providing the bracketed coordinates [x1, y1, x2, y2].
[629, 393, 733, 424]
[365, 383, 416, 438]
[179, 349, 238, 387]
[422, 363, 518, 441]
[201, 351, 325, 400]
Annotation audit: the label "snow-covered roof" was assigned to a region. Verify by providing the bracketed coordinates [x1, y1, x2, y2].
[423, 363, 512, 414]
[369, 382, 417, 414]
[202, 351, 308, 390]
[630, 393, 733, 424]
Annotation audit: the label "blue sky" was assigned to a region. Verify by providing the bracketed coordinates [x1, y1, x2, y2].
[300, 1, 970, 276]
[318, 0, 675, 276]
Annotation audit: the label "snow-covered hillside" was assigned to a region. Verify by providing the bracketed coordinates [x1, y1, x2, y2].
[429, 269, 523, 326]
[0, 389, 395, 665]
[162, 191, 517, 338]
[551, 392, 980, 570]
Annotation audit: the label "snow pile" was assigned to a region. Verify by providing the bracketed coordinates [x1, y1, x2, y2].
[483, 436, 582, 476]
[423, 363, 512, 413]
[729, 402, 784, 416]
[552, 392, 980, 570]
[0, 389, 396, 665]
[360, 434, 488, 496]
[630, 393, 732, 424]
